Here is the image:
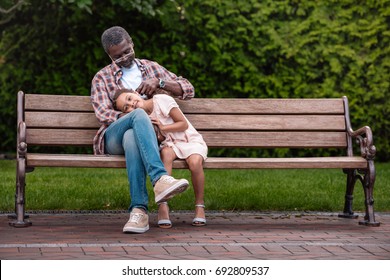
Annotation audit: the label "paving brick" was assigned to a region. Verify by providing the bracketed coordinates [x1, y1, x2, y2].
[0, 248, 19, 254]
[18, 247, 41, 254]
[282, 245, 310, 253]
[60, 247, 84, 253]
[102, 246, 126, 253]
[40, 247, 62, 253]
[82, 246, 105, 253]
[184, 245, 210, 255]
[142, 246, 168, 254]
[202, 245, 228, 254]
[122, 246, 146, 255]
[164, 246, 187, 255]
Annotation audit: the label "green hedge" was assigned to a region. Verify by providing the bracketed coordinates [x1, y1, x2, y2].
[1, 0, 389, 160]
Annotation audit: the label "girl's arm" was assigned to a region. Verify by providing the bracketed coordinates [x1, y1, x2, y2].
[151, 107, 188, 133]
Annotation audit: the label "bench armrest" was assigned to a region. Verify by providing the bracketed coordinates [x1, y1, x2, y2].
[348, 125, 376, 160]
[17, 121, 27, 158]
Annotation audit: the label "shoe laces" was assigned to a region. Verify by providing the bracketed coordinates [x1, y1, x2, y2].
[129, 213, 143, 224]
[159, 175, 175, 184]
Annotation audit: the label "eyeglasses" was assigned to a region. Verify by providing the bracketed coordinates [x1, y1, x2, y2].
[110, 51, 134, 64]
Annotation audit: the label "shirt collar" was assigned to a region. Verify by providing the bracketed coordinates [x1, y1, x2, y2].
[111, 61, 121, 77]
[112, 58, 143, 74]
[112, 58, 144, 84]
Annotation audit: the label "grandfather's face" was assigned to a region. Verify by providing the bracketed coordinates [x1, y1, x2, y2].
[108, 39, 135, 68]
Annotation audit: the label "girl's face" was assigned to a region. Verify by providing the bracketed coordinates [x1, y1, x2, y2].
[116, 91, 144, 113]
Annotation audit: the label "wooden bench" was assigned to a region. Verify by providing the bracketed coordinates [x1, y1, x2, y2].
[10, 91, 379, 227]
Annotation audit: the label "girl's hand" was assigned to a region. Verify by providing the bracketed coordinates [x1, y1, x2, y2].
[150, 117, 166, 143]
[150, 117, 160, 125]
[150, 117, 163, 129]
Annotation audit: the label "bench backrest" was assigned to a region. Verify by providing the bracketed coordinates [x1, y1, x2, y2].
[20, 93, 349, 150]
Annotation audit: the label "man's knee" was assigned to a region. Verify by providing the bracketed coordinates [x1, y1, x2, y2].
[123, 129, 136, 149]
[132, 108, 149, 121]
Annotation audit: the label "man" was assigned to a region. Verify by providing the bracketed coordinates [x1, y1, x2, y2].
[91, 26, 195, 233]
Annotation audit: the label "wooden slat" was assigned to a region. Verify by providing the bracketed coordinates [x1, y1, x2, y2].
[26, 130, 347, 148]
[27, 129, 96, 145]
[24, 112, 346, 131]
[27, 154, 126, 168]
[186, 115, 346, 131]
[26, 154, 367, 169]
[25, 94, 93, 112]
[177, 98, 345, 114]
[25, 94, 345, 115]
[25, 112, 100, 128]
[200, 131, 347, 148]
[200, 157, 368, 169]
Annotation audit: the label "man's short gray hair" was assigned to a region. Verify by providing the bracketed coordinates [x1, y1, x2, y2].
[101, 26, 133, 53]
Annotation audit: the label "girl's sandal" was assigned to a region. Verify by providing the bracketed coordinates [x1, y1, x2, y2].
[192, 204, 207, 227]
[157, 202, 172, 229]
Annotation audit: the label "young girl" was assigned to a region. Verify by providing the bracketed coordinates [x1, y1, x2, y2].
[113, 89, 208, 227]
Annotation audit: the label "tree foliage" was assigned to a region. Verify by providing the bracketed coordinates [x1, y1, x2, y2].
[155, 0, 390, 160]
[1, 0, 389, 161]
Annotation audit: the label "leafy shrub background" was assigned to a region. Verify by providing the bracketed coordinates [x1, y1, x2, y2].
[1, 0, 389, 161]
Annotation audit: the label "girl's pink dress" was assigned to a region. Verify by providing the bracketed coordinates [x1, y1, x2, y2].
[150, 94, 208, 160]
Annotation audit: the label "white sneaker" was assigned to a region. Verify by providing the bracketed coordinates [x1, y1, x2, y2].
[154, 175, 189, 203]
[123, 208, 149, 233]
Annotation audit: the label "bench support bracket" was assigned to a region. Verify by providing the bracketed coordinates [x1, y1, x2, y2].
[339, 162, 379, 226]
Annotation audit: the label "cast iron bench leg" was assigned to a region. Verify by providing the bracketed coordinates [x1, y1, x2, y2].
[9, 158, 32, 227]
[359, 161, 380, 226]
[339, 169, 359, 219]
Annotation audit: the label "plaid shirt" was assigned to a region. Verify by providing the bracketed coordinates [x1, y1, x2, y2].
[91, 58, 195, 154]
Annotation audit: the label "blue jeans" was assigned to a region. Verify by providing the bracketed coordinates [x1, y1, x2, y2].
[104, 109, 167, 212]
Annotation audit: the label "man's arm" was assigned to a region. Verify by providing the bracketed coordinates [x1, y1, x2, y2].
[91, 74, 121, 125]
[136, 78, 186, 98]
[136, 60, 195, 100]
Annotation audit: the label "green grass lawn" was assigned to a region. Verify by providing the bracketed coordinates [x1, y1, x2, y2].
[1, 160, 389, 213]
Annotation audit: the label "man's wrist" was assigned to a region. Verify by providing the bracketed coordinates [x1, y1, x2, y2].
[158, 78, 165, 89]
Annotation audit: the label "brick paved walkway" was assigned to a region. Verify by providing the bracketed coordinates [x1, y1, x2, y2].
[1, 211, 389, 260]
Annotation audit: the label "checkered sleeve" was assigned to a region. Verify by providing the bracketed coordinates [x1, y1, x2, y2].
[145, 60, 195, 100]
[91, 73, 120, 125]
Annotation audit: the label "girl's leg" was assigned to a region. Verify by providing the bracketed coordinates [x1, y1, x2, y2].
[186, 154, 206, 224]
[158, 147, 177, 226]
[160, 147, 177, 175]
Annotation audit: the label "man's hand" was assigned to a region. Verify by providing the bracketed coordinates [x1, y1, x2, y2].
[136, 78, 159, 97]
